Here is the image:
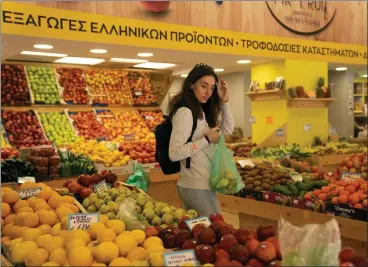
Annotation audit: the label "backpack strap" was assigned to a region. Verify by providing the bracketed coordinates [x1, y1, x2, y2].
[185, 111, 197, 169]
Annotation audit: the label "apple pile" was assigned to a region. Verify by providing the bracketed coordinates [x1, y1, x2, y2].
[40, 112, 78, 147]
[56, 67, 90, 104]
[339, 152, 367, 178]
[1, 147, 19, 159]
[139, 110, 164, 131]
[159, 214, 282, 266]
[1, 64, 31, 106]
[26, 65, 60, 105]
[128, 73, 157, 106]
[104, 70, 134, 106]
[339, 247, 368, 267]
[1, 110, 49, 148]
[90, 95, 108, 106]
[69, 111, 107, 140]
[118, 140, 156, 164]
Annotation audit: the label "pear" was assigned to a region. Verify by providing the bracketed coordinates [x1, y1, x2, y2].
[187, 209, 198, 218]
[104, 195, 112, 203]
[154, 206, 162, 217]
[89, 196, 98, 205]
[174, 208, 186, 222]
[136, 196, 147, 207]
[106, 212, 115, 220]
[82, 198, 90, 209]
[111, 191, 120, 200]
[87, 205, 97, 213]
[89, 193, 98, 199]
[151, 215, 162, 226]
[170, 206, 177, 212]
[144, 201, 155, 210]
[161, 206, 173, 215]
[142, 209, 156, 221]
[95, 199, 105, 210]
[99, 204, 110, 214]
[162, 213, 175, 225]
[134, 205, 142, 215]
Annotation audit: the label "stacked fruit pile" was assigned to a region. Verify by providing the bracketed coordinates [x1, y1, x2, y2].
[40, 112, 78, 147]
[139, 110, 164, 131]
[85, 69, 109, 106]
[27, 146, 60, 178]
[56, 68, 90, 105]
[69, 111, 107, 140]
[227, 139, 257, 158]
[69, 139, 129, 167]
[118, 140, 156, 164]
[113, 111, 154, 143]
[304, 141, 366, 156]
[1, 110, 49, 148]
[103, 70, 133, 106]
[26, 66, 61, 105]
[1, 146, 19, 159]
[250, 145, 311, 160]
[338, 152, 367, 178]
[1, 64, 31, 106]
[129, 72, 157, 106]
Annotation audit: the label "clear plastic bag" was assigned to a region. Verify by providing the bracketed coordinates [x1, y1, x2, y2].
[126, 162, 150, 192]
[210, 135, 245, 195]
[278, 217, 341, 266]
[116, 197, 149, 231]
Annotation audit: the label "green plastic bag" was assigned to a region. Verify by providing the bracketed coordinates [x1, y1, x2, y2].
[210, 135, 244, 194]
[126, 162, 151, 192]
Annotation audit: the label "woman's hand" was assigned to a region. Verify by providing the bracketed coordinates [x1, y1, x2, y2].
[206, 127, 220, 144]
[217, 78, 229, 103]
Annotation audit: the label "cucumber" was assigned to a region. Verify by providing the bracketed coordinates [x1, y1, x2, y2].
[313, 180, 329, 189]
[279, 188, 292, 196]
[287, 182, 299, 196]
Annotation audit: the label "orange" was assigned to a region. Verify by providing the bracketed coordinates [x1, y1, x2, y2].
[2, 223, 14, 237]
[38, 190, 53, 201]
[4, 213, 16, 225]
[360, 193, 368, 201]
[16, 206, 34, 214]
[346, 185, 356, 194]
[1, 203, 11, 218]
[338, 194, 348, 204]
[39, 210, 58, 226]
[48, 195, 63, 209]
[321, 186, 330, 193]
[13, 200, 30, 212]
[61, 196, 75, 205]
[354, 203, 363, 209]
[35, 202, 52, 211]
[331, 197, 339, 205]
[3, 191, 19, 204]
[350, 195, 360, 205]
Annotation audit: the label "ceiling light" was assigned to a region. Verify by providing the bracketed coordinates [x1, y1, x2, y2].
[214, 68, 224, 72]
[33, 44, 53, 49]
[137, 52, 153, 57]
[237, 60, 251, 64]
[21, 51, 67, 57]
[362, 74, 367, 78]
[336, 67, 347, 71]
[90, 49, 107, 54]
[55, 57, 105, 65]
[133, 62, 176, 69]
[180, 74, 188, 78]
[110, 58, 148, 63]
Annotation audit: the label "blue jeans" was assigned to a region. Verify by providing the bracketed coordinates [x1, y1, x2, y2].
[177, 186, 220, 217]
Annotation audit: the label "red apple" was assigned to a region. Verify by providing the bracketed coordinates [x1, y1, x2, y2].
[182, 238, 198, 250]
[192, 223, 206, 238]
[339, 247, 356, 263]
[80, 188, 93, 199]
[210, 213, 225, 224]
[175, 229, 191, 248]
[230, 244, 250, 265]
[219, 234, 238, 253]
[145, 226, 159, 238]
[266, 237, 282, 260]
[245, 239, 260, 256]
[246, 258, 264, 267]
[215, 249, 230, 265]
[234, 228, 256, 245]
[256, 225, 276, 241]
[198, 228, 217, 246]
[195, 245, 215, 265]
[255, 242, 277, 263]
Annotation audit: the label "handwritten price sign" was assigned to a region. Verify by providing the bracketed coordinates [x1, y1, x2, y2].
[94, 180, 108, 195]
[68, 213, 99, 231]
[18, 187, 42, 199]
[185, 216, 211, 231]
[163, 250, 197, 267]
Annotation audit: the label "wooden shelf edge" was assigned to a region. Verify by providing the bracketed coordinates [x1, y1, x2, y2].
[287, 98, 336, 108]
[245, 90, 286, 101]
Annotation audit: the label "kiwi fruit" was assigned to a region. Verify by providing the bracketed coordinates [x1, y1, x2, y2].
[262, 183, 271, 191]
[254, 181, 262, 186]
[270, 181, 276, 186]
[254, 186, 263, 192]
[245, 184, 254, 190]
[271, 176, 278, 181]
[244, 165, 253, 171]
[249, 171, 258, 177]
[245, 177, 255, 185]
[255, 175, 263, 181]
[263, 179, 272, 184]
[261, 171, 270, 176]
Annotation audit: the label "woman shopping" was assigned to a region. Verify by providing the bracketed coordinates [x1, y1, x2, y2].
[168, 63, 235, 216]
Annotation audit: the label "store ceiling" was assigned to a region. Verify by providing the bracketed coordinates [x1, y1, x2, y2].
[2, 34, 366, 76]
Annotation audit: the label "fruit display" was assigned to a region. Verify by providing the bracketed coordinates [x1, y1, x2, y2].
[227, 139, 257, 158]
[104, 71, 134, 106]
[69, 139, 130, 167]
[85, 69, 108, 95]
[118, 140, 156, 164]
[1, 64, 31, 106]
[58, 150, 95, 177]
[279, 158, 321, 174]
[113, 111, 154, 142]
[251, 144, 311, 160]
[1, 110, 49, 148]
[39, 112, 78, 147]
[129, 72, 157, 106]
[1, 146, 19, 160]
[26, 145, 60, 178]
[90, 95, 108, 106]
[1, 158, 35, 183]
[26, 66, 61, 105]
[338, 152, 367, 178]
[304, 140, 366, 156]
[304, 178, 367, 209]
[224, 127, 244, 144]
[56, 67, 90, 105]
[139, 110, 165, 131]
[69, 111, 107, 140]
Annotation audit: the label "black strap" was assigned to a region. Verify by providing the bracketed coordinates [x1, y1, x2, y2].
[186, 111, 197, 169]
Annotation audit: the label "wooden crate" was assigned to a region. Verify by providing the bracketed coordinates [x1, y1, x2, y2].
[311, 153, 356, 173]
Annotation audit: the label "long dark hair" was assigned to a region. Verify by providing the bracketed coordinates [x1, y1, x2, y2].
[168, 63, 221, 128]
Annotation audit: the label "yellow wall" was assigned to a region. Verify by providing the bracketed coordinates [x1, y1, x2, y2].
[284, 60, 328, 92]
[252, 100, 287, 145]
[251, 60, 285, 88]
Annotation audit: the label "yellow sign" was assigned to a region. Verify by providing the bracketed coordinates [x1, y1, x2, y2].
[1, 2, 367, 64]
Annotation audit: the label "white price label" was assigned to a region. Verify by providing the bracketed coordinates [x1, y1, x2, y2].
[276, 128, 284, 137]
[18, 187, 42, 199]
[163, 250, 197, 267]
[304, 124, 312, 132]
[135, 91, 143, 96]
[185, 216, 211, 231]
[17, 176, 36, 184]
[290, 174, 303, 182]
[68, 213, 99, 231]
[249, 116, 256, 124]
[145, 116, 154, 120]
[124, 134, 135, 141]
[238, 159, 255, 168]
[94, 180, 108, 195]
[341, 172, 362, 182]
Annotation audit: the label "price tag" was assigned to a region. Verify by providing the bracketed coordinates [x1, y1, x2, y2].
[329, 127, 337, 135]
[17, 176, 36, 184]
[68, 213, 99, 231]
[266, 116, 273, 124]
[238, 159, 255, 168]
[341, 172, 362, 182]
[290, 174, 303, 182]
[185, 216, 211, 231]
[276, 128, 284, 137]
[94, 180, 108, 195]
[18, 187, 42, 199]
[145, 116, 154, 120]
[135, 91, 143, 96]
[304, 124, 312, 132]
[124, 134, 135, 141]
[249, 116, 256, 124]
[163, 250, 197, 267]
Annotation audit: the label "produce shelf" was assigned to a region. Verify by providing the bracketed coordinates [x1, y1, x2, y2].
[1, 105, 160, 112]
[287, 98, 336, 108]
[245, 89, 286, 101]
[218, 194, 367, 256]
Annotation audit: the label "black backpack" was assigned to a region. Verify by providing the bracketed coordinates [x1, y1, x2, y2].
[155, 107, 197, 175]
